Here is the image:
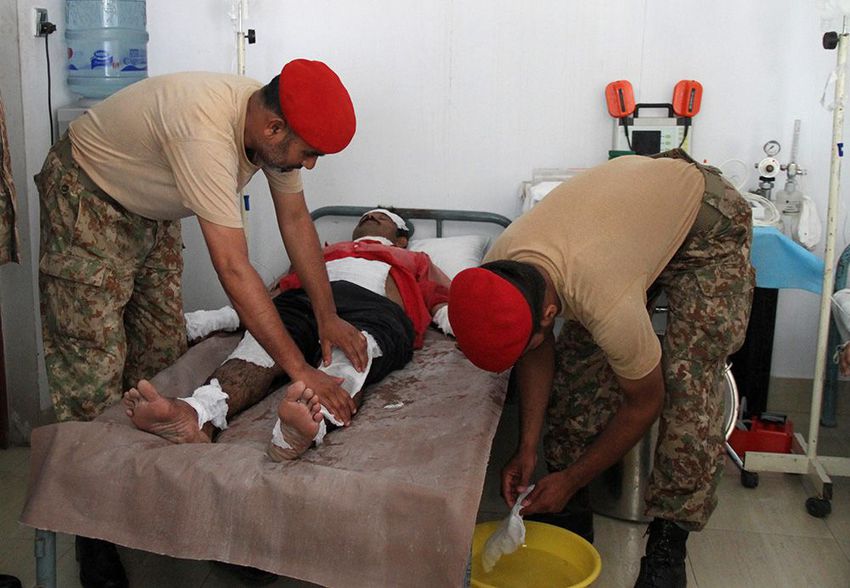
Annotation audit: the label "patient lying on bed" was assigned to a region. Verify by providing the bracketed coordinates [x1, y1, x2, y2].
[122, 208, 454, 460]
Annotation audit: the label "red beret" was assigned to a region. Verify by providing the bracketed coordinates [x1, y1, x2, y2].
[449, 268, 532, 373]
[278, 59, 356, 154]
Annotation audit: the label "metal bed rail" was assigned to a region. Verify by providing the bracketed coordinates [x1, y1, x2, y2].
[311, 205, 512, 237]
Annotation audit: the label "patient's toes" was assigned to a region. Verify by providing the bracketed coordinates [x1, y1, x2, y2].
[123, 388, 140, 405]
[308, 397, 322, 420]
[285, 380, 307, 400]
[136, 379, 163, 403]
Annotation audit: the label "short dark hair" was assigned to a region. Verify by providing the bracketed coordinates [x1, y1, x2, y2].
[376, 205, 413, 238]
[261, 75, 284, 117]
[480, 260, 545, 330]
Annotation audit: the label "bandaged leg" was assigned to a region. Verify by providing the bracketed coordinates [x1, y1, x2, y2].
[314, 332, 383, 440]
[225, 331, 276, 367]
[268, 381, 324, 461]
[126, 330, 284, 444]
[269, 331, 383, 460]
[177, 379, 230, 430]
[123, 379, 219, 444]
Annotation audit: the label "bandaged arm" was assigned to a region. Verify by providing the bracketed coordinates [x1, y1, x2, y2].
[431, 303, 453, 336]
[185, 306, 241, 342]
[418, 255, 452, 335]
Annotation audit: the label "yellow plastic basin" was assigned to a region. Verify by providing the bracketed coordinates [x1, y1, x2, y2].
[471, 521, 602, 588]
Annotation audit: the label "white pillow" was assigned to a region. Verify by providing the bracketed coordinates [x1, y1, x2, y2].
[408, 235, 490, 279]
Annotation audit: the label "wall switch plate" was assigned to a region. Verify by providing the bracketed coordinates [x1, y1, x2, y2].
[33, 8, 48, 37]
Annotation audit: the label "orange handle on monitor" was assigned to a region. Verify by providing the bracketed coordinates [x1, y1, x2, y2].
[672, 80, 702, 117]
[605, 80, 635, 118]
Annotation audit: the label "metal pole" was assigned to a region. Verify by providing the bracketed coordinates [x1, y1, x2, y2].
[34, 529, 56, 588]
[236, 0, 246, 76]
[236, 0, 249, 238]
[808, 28, 848, 460]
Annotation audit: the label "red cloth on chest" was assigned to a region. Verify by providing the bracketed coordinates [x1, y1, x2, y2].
[278, 240, 449, 348]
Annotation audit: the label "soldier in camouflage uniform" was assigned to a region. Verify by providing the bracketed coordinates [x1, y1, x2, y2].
[36, 137, 187, 422]
[546, 160, 753, 531]
[449, 149, 754, 588]
[34, 61, 363, 588]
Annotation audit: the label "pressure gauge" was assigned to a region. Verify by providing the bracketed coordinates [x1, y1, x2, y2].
[763, 140, 781, 157]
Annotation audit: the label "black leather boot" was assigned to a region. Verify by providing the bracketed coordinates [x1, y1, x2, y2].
[524, 486, 594, 544]
[75, 536, 128, 588]
[634, 518, 689, 588]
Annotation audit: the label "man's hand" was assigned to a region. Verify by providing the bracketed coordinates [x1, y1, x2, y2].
[294, 365, 357, 425]
[318, 315, 368, 372]
[516, 470, 576, 516]
[501, 449, 538, 508]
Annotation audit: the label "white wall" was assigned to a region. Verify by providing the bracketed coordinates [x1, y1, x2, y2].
[160, 0, 838, 379]
[1, 0, 846, 440]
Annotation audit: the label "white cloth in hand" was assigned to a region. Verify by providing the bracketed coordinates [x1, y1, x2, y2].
[481, 485, 535, 573]
[185, 306, 240, 342]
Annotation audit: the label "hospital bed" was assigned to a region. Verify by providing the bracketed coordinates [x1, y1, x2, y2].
[20, 207, 512, 588]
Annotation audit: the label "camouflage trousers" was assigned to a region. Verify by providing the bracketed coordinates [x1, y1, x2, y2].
[545, 165, 755, 531]
[35, 134, 187, 422]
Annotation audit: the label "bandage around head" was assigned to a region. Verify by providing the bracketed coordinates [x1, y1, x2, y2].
[178, 378, 230, 430]
[361, 208, 409, 232]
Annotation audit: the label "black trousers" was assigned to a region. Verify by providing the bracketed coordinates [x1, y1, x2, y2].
[272, 281, 415, 387]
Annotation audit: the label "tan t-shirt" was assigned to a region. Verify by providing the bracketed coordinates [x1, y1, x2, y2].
[485, 155, 704, 380]
[69, 72, 303, 227]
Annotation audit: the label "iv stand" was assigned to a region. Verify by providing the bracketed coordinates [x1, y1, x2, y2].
[742, 22, 850, 517]
[235, 0, 256, 239]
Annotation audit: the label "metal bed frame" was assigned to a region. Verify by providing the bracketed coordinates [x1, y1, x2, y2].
[33, 205, 512, 588]
[310, 205, 512, 235]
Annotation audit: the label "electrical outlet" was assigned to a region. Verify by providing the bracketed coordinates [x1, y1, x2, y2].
[33, 8, 48, 37]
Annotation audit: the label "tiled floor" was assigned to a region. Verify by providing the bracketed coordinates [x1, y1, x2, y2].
[1, 401, 849, 587]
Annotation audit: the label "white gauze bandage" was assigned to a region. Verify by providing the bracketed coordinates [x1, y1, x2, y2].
[432, 304, 453, 336]
[271, 331, 383, 449]
[325, 257, 391, 297]
[226, 331, 275, 368]
[361, 208, 409, 232]
[185, 306, 240, 342]
[271, 418, 328, 452]
[177, 378, 230, 430]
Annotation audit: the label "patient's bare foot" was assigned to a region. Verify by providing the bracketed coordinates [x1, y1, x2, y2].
[267, 381, 322, 461]
[123, 380, 211, 444]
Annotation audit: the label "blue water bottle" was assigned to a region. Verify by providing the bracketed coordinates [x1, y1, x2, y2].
[65, 0, 149, 99]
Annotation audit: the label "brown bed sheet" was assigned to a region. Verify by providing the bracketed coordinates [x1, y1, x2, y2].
[20, 330, 507, 587]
